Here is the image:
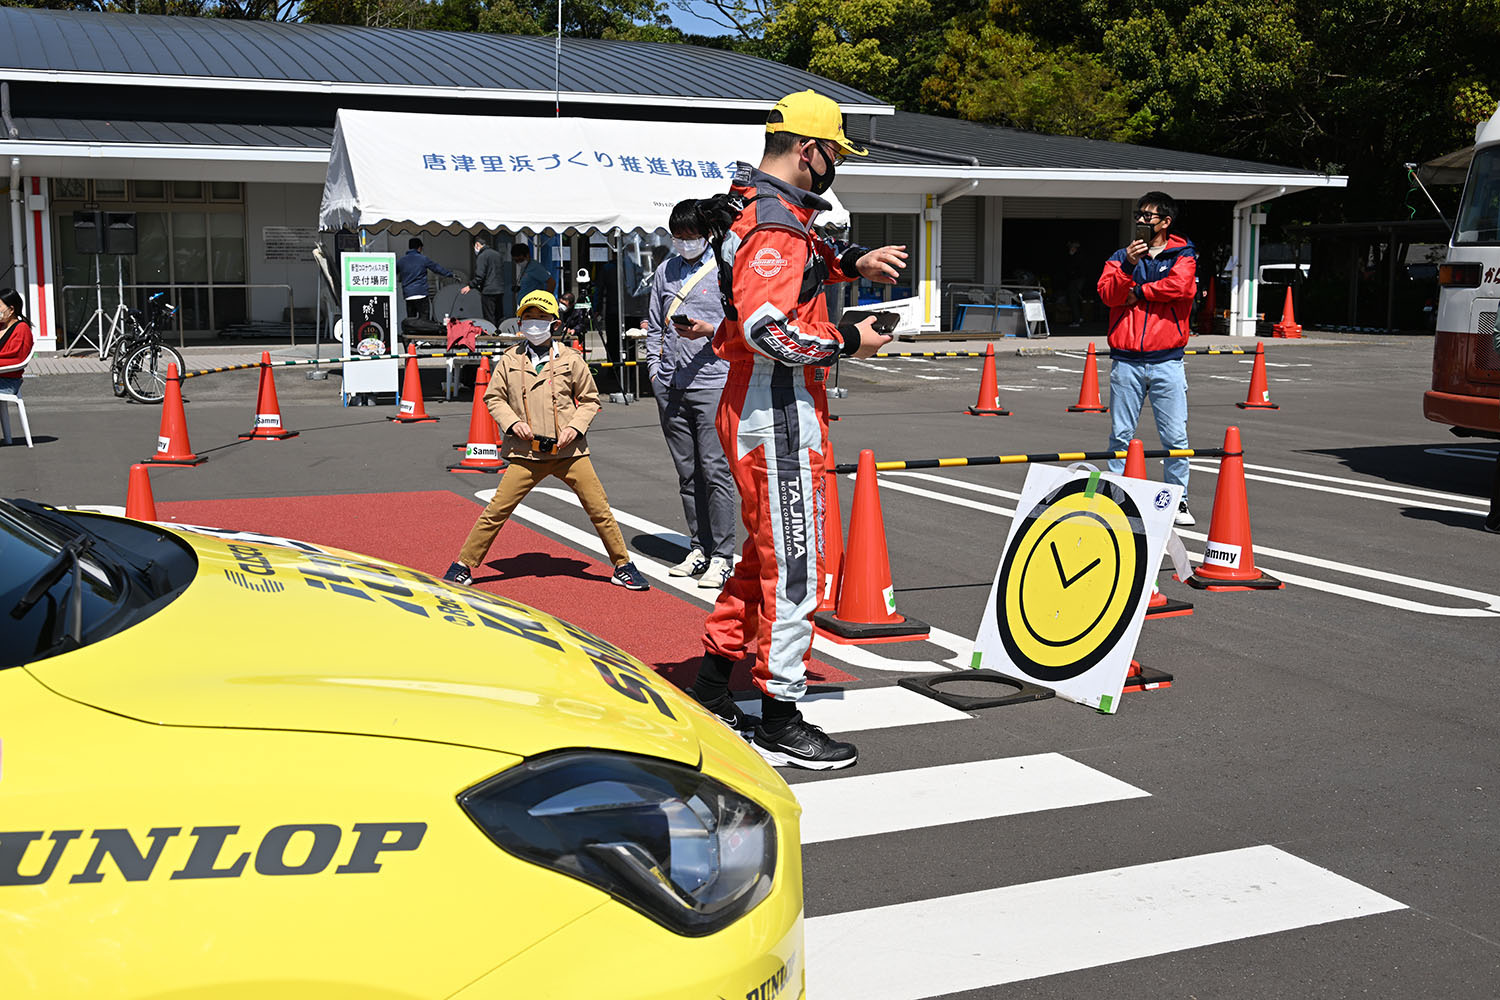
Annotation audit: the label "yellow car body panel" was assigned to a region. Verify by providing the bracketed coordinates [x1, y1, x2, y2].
[0, 515, 804, 999]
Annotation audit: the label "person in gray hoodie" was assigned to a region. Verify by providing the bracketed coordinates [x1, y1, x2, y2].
[645, 199, 737, 590]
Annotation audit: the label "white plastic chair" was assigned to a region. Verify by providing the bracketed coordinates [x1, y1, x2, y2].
[0, 340, 34, 447]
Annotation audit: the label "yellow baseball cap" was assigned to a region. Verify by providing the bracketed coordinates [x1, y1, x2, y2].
[516, 289, 559, 317]
[766, 90, 868, 157]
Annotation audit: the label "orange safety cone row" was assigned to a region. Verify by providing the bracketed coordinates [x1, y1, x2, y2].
[390, 345, 439, 423]
[448, 356, 506, 474]
[813, 449, 930, 644]
[125, 464, 157, 520]
[238, 351, 298, 440]
[817, 443, 845, 613]
[1236, 342, 1279, 410]
[1121, 438, 1194, 620]
[1186, 425, 1283, 591]
[1272, 287, 1302, 338]
[1068, 342, 1108, 413]
[965, 343, 1010, 416]
[143, 362, 206, 466]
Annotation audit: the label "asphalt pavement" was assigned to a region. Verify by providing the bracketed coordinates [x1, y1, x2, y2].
[4, 332, 1497, 999]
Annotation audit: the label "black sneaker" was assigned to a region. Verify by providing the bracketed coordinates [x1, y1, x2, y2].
[753, 712, 858, 770]
[691, 690, 757, 739]
[611, 561, 650, 591]
[1174, 500, 1196, 527]
[442, 561, 473, 586]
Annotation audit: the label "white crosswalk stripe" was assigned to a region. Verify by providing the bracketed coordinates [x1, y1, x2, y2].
[805, 846, 1405, 999]
[796, 753, 1149, 844]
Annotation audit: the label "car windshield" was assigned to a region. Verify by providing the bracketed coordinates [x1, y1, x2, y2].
[1455, 146, 1500, 245]
[0, 500, 198, 668]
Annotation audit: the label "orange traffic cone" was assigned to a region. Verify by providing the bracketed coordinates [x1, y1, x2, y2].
[448, 356, 505, 474]
[125, 464, 156, 520]
[1122, 438, 1194, 619]
[390, 345, 439, 423]
[1068, 342, 1108, 413]
[1236, 342, 1279, 410]
[238, 351, 298, 440]
[1123, 437, 1147, 479]
[813, 449, 929, 644]
[965, 344, 1010, 416]
[1186, 426, 1283, 591]
[1122, 659, 1174, 692]
[1272, 287, 1302, 338]
[144, 362, 206, 466]
[817, 443, 845, 613]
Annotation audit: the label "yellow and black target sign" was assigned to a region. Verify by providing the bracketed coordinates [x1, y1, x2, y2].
[976, 465, 1178, 712]
[996, 475, 1146, 680]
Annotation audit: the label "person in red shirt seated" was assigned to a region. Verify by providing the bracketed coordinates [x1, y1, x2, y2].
[0, 287, 33, 396]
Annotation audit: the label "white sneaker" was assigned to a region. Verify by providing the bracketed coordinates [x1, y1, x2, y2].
[697, 556, 732, 590]
[1174, 500, 1196, 527]
[669, 547, 707, 577]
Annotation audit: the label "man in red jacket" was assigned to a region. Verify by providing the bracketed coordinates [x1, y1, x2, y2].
[1097, 191, 1198, 526]
[677, 90, 906, 770]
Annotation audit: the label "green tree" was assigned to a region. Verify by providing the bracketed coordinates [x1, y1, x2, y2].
[924, 24, 1148, 140]
[762, 0, 941, 106]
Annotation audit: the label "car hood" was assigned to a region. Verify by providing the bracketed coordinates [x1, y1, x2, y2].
[28, 521, 704, 766]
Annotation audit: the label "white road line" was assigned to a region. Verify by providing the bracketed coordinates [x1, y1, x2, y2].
[867, 475, 1500, 616]
[486, 487, 974, 673]
[1188, 461, 1487, 512]
[797, 753, 1148, 844]
[1233, 461, 1488, 505]
[735, 686, 971, 736]
[805, 845, 1405, 999]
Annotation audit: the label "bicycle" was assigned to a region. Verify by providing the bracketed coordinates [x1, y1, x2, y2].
[110, 293, 185, 404]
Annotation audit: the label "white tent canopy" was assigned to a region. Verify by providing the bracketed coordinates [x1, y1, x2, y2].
[318, 109, 847, 235]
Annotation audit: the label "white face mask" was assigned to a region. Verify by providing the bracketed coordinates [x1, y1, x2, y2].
[520, 319, 553, 345]
[672, 237, 707, 261]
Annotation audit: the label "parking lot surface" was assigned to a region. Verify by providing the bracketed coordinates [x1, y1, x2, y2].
[5, 333, 1496, 999]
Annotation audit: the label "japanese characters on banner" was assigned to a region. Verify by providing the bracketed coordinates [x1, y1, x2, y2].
[319, 111, 774, 235]
[340, 253, 399, 399]
[972, 465, 1181, 714]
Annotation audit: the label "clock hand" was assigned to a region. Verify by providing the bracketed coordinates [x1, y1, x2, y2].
[1051, 541, 1101, 588]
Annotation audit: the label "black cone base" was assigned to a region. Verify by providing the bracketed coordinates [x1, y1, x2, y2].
[898, 669, 1054, 710]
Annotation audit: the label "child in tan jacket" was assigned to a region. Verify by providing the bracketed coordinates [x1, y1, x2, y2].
[443, 290, 648, 591]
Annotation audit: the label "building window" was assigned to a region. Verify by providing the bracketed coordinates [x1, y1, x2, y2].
[847, 212, 919, 305]
[51, 179, 247, 341]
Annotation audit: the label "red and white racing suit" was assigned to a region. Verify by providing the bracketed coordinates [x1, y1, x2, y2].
[701, 164, 867, 702]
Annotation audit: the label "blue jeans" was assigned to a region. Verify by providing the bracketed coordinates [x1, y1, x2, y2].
[1106, 358, 1189, 501]
[0, 377, 21, 396]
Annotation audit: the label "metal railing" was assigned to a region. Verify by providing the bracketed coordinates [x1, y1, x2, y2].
[58, 282, 297, 353]
[943, 283, 1051, 337]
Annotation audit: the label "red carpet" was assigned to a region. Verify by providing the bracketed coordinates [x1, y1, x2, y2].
[157, 490, 854, 690]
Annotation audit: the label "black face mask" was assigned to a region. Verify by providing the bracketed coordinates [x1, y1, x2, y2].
[808, 143, 836, 196]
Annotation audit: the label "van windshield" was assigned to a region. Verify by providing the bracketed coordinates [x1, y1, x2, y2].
[1455, 146, 1500, 246]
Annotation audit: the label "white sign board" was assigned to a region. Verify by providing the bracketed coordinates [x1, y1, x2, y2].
[973, 465, 1181, 713]
[340, 252, 400, 399]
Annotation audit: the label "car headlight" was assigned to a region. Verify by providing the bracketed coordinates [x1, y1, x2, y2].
[458, 751, 777, 937]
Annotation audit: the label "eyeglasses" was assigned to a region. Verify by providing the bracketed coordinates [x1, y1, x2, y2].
[1135, 211, 1165, 221]
[805, 139, 846, 168]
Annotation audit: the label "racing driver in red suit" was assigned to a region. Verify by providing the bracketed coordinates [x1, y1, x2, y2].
[676, 90, 907, 770]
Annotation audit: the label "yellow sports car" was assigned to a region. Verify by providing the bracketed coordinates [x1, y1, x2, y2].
[0, 499, 804, 1000]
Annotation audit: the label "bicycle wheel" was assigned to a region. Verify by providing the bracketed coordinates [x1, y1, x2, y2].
[123, 343, 186, 404]
[111, 347, 129, 398]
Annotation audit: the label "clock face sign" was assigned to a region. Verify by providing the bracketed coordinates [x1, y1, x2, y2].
[996, 475, 1147, 681]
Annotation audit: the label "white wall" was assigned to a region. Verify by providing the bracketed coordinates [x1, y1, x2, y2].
[245, 182, 324, 328]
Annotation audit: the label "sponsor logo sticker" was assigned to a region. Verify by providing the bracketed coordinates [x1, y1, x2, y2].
[751, 247, 789, 278]
[883, 585, 896, 615]
[1154, 489, 1172, 510]
[256, 414, 281, 428]
[156, 436, 170, 453]
[467, 444, 498, 459]
[399, 399, 415, 415]
[1202, 540, 1242, 568]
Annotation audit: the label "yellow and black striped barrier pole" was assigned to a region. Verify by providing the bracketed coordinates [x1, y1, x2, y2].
[830, 447, 1227, 476]
[181, 351, 641, 380]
